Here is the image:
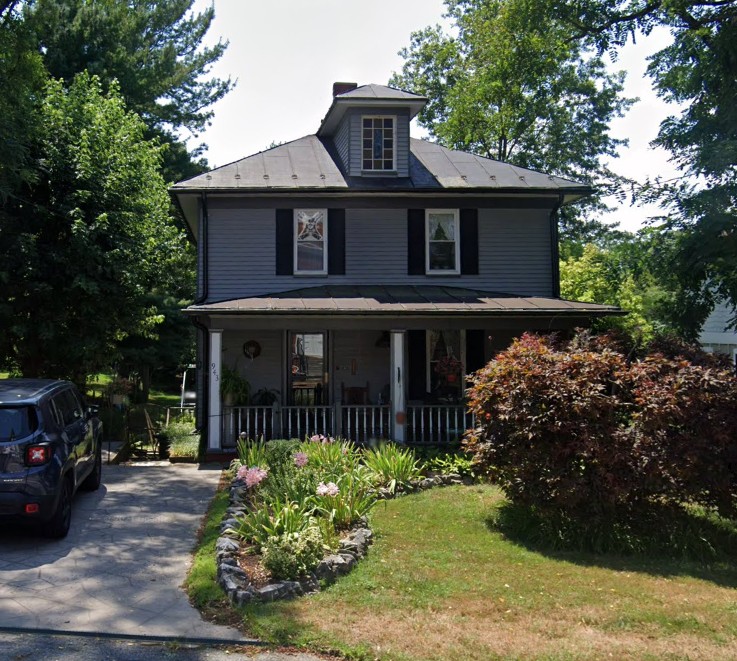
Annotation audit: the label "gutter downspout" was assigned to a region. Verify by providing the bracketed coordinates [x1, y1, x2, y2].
[550, 193, 564, 299]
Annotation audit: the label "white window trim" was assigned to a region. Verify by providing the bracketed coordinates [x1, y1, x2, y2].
[425, 209, 460, 275]
[361, 115, 397, 172]
[294, 209, 328, 275]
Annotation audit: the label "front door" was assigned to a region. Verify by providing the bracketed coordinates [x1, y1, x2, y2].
[288, 332, 328, 405]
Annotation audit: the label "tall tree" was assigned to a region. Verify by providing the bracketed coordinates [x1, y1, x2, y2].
[0, 73, 187, 380]
[0, 0, 46, 202]
[553, 0, 737, 328]
[391, 0, 633, 241]
[26, 0, 233, 181]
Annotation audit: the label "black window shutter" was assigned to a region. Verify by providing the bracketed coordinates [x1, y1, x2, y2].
[275, 209, 293, 275]
[465, 329, 486, 375]
[328, 209, 345, 275]
[407, 329, 427, 400]
[407, 209, 425, 275]
[460, 209, 479, 275]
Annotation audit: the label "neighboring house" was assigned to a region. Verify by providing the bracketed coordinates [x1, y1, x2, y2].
[700, 300, 737, 366]
[170, 82, 620, 455]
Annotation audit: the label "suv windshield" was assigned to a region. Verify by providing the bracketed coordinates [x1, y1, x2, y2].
[0, 406, 39, 441]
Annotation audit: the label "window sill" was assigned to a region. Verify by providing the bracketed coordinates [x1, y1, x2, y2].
[425, 271, 461, 277]
[360, 170, 398, 177]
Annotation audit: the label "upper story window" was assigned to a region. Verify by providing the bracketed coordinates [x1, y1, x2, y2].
[426, 209, 460, 275]
[294, 209, 328, 275]
[362, 116, 395, 171]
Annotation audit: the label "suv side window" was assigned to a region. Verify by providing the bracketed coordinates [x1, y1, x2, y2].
[55, 389, 83, 427]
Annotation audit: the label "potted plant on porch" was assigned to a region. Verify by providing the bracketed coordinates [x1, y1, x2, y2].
[220, 365, 250, 406]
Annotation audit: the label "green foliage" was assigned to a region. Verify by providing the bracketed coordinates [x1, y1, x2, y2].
[26, 0, 233, 136]
[310, 472, 378, 530]
[159, 419, 198, 460]
[0, 4, 46, 202]
[560, 237, 679, 341]
[554, 0, 737, 327]
[233, 498, 316, 551]
[464, 331, 737, 527]
[262, 527, 326, 580]
[220, 364, 250, 406]
[0, 73, 186, 380]
[301, 438, 361, 479]
[391, 0, 634, 241]
[263, 439, 302, 471]
[362, 442, 422, 493]
[423, 451, 476, 478]
[236, 437, 267, 469]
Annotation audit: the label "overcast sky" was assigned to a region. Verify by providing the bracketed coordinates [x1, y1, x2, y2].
[190, 0, 681, 232]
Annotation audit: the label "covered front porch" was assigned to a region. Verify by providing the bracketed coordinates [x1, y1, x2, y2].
[186, 285, 621, 453]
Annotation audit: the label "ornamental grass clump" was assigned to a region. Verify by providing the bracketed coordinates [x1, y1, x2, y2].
[363, 442, 422, 493]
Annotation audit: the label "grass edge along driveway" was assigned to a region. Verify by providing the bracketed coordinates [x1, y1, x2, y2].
[189, 484, 737, 661]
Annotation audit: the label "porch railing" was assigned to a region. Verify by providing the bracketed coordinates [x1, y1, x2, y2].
[222, 405, 277, 448]
[341, 405, 391, 444]
[281, 405, 333, 440]
[222, 403, 471, 446]
[406, 404, 474, 445]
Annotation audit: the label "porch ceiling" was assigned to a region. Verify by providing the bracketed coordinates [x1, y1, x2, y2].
[184, 285, 623, 317]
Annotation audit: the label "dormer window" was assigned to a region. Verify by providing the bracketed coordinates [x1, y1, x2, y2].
[294, 209, 328, 274]
[362, 116, 395, 171]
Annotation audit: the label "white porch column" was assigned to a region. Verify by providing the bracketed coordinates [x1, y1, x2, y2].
[207, 329, 223, 451]
[390, 330, 406, 443]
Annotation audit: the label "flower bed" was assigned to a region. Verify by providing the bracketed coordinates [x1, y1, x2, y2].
[214, 437, 471, 605]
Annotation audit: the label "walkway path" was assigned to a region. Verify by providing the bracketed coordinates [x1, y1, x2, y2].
[0, 462, 248, 641]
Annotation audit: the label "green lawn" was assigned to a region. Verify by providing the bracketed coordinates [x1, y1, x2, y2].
[191, 484, 737, 660]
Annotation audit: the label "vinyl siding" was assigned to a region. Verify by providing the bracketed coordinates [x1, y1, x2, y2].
[334, 115, 351, 172]
[207, 206, 553, 301]
[221, 329, 283, 395]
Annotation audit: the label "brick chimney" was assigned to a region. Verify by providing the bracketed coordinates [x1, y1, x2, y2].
[332, 82, 357, 97]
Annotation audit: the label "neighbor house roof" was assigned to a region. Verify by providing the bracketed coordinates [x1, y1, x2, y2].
[184, 285, 622, 317]
[171, 136, 590, 197]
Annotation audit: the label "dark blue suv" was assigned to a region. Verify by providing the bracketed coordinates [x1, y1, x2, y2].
[0, 379, 103, 538]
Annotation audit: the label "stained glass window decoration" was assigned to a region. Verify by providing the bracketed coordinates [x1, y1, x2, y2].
[362, 116, 395, 171]
[294, 209, 327, 274]
[426, 210, 460, 273]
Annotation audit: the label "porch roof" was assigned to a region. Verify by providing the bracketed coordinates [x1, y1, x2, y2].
[184, 286, 623, 317]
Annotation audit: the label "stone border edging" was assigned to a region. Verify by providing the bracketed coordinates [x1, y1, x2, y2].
[215, 472, 469, 605]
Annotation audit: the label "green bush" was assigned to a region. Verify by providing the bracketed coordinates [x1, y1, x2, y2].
[262, 527, 325, 580]
[464, 331, 737, 527]
[423, 451, 476, 478]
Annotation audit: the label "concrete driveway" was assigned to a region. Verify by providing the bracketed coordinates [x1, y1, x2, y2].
[0, 462, 249, 642]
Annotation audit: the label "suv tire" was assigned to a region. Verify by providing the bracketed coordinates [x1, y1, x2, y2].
[44, 476, 72, 539]
[81, 444, 102, 492]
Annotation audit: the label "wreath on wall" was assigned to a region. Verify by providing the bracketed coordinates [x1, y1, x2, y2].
[243, 340, 262, 360]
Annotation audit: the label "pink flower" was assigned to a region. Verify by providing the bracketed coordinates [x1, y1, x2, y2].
[310, 434, 322, 443]
[237, 465, 268, 488]
[316, 481, 339, 497]
[293, 452, 308, 468]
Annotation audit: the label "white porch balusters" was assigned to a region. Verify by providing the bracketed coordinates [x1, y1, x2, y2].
[207, 329, 223, 451]
[390, 330, 406, 443]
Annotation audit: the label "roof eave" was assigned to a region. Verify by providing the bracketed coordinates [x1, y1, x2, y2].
[317, 97, 427, 137]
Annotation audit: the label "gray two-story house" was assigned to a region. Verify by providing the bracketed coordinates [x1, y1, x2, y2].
[170, 83, 619, 455]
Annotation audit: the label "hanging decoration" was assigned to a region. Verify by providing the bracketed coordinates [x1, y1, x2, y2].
[243, 340, 262, 361]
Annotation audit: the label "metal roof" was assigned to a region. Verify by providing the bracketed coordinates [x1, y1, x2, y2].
[335, 83, 426, 102]
[171, 136, 590, 195]
[184, 286, 622, 317]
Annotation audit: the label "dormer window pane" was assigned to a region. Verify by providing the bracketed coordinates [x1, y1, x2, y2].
[362, 116, 395, 171]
